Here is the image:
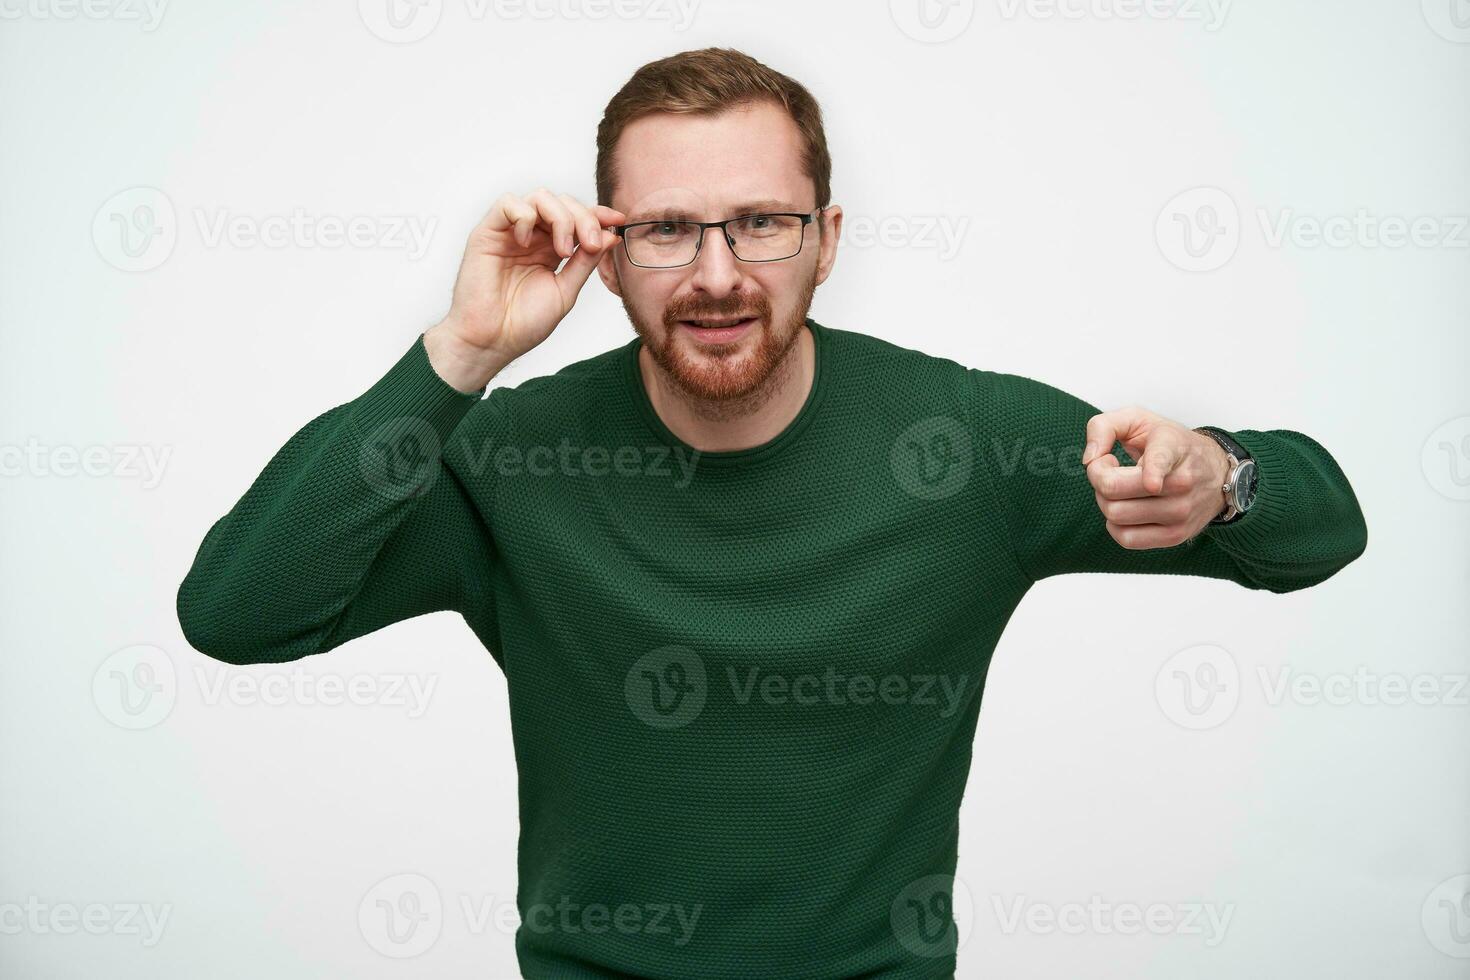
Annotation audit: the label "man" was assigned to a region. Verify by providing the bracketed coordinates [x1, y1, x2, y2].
[177, 46, 1367, 980]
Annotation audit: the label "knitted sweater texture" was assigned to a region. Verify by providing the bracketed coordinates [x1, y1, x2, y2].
[177, 317, 1367, 978]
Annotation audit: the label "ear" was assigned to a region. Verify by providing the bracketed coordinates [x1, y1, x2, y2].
[596, 246, 623, 297]
[813, 205, 843, 288]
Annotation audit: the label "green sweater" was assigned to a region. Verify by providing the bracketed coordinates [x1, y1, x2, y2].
[177, 317, 1366, 979]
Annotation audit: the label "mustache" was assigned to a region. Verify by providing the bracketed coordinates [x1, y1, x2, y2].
[664, 297, 770, 323]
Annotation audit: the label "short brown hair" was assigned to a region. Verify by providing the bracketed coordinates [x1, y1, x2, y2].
[595, 47, 832, 212]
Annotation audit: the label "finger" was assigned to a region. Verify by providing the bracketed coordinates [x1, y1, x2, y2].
[1084, 452, 1125, 495]
[1084, 451, 1120, 488]
[483, 194, 538, 248]
[1083, 412, 1124, 466]
[589, 204, 628, 249]
[558, 193, 610, 254]
[1083, 406, 1147, 466]
[1088, 460, 1162, 500]
[589, 204, 626, 226]
[552, 235, 606, 296]
[1105, 520, 1191, 550]
[1139, 436, 1183, 495]
[1095, 490, 1191, 526]
[525, 188, 578, 258]
[515, 210, 538, 249]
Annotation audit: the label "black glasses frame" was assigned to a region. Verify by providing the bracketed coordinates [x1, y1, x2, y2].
[610, 207, 824, 269]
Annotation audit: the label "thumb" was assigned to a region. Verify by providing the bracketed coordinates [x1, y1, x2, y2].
[553, 230, 616, 296]
[1083, 414, 1121, 466]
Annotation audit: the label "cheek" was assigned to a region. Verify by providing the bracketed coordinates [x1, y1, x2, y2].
[623, 274, 678, 315]
[743, 267, 795, 305]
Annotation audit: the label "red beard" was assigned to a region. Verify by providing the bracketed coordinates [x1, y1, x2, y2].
[630, 270, 817, 403]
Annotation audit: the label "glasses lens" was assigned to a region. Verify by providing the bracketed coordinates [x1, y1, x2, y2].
[624, 221, 700, 268]
[622, 214, 809, 267]
[728, 214, 805, 261]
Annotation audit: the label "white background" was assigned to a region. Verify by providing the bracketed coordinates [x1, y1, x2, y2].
[2, 1, 1467, 977]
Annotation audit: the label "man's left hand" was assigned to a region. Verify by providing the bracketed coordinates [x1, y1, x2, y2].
[1080, 406, 1232, 549]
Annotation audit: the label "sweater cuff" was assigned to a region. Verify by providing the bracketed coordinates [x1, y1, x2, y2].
[1198, 428, 1290, 552]
[346, 333, 482, 446]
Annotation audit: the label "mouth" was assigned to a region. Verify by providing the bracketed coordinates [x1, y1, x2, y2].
[676, 315, 759, 344]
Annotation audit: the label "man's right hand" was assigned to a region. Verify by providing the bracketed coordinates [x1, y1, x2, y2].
[424, 189, 626, 393]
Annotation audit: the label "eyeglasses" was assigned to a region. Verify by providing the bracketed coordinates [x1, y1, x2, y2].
[610, 207, 823, 269]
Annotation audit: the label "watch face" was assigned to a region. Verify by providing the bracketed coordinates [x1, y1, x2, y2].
[1233, 459, 1258, 512]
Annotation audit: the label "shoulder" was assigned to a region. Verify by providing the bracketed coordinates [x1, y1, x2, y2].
[814, 319, 974, 417]
[820, 321, 1105, 440]
[969, 365, 1104, 433]
[492, 341, 629, 410]
[445, 340, 632, 451]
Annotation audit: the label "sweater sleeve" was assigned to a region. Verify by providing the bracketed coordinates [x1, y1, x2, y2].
[967, 368, 1368, 593]
[176, 335, 500, 665]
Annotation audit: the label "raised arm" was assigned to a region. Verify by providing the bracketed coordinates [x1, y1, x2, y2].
[967, 368, 1368, 592]
[177, 188, 625, 664]
[176, 337, 496, 664]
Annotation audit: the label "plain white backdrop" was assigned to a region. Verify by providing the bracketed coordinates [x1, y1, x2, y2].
[2, 1, 1467, 977]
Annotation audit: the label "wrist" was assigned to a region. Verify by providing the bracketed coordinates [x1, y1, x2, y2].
[423, 319, 511, 394]
[1193, 426, 1258, 525]
[1199, 433, 1231, 512]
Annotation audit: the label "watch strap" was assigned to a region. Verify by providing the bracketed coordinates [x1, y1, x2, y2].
[1194, 425, 1251, 463]
[1193, 426, 1255, 525]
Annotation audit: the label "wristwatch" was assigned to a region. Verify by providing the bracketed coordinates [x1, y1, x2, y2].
[1192, 426, 1259, 525]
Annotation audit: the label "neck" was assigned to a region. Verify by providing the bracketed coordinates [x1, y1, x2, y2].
[639, 324, 814, 452]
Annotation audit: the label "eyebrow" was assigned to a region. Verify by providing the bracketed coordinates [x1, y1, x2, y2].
[625, 199, 803, 222]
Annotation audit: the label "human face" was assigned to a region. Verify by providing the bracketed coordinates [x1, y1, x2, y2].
[597, 100, 842, 402]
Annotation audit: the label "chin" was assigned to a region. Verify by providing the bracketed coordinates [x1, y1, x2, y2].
[666, 333, 767, 401]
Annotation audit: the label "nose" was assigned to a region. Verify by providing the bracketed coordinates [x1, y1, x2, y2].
[686, 225, 742, 297]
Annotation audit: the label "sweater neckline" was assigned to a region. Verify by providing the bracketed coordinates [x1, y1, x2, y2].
[622, 316, 828, 467]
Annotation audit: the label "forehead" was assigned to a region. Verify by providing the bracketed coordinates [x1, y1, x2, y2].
[611, 100, 813, 219]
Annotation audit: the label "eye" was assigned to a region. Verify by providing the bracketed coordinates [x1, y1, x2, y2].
[644, 221, 690, 241]
[734, 214, 788, 237]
